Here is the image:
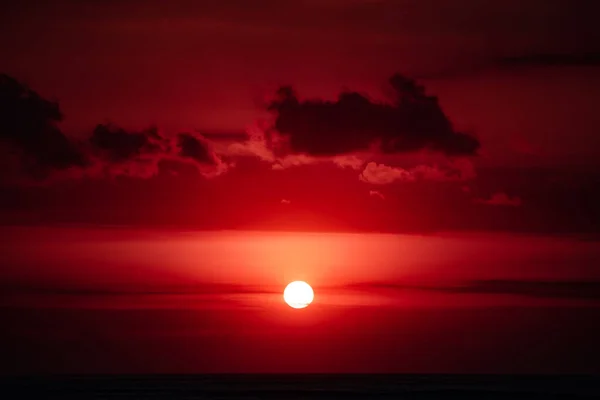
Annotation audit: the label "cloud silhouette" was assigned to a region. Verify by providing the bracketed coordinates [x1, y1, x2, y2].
[0, 74, 86, 178]
[1, 72, 477, 185]
[90, 124, 166, 162]
[267, 73, 480, 157]
[178, 133, 220, 166]
[86, 126, 226, 179]
[0, 74, 227, 181]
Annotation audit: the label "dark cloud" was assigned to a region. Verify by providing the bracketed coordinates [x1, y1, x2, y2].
[267, 73, 480, 157]
[0, 74, 86, 176]
[415, 51, 600, 80]
[447, 279, 600, 300]
[85, 127, 225, 179]
[85, 124, 172, 179]
[0, 73, 226, 181]
[178, 133, 218, 165]
[351, 279, 600, 301]
[90, 124, 166, 162]
[498, 52, 600, 68]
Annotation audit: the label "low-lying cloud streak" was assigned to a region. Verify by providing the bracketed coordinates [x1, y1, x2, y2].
[349, 279, 600, 301]
[359, 159, 476, 185]
[474, 192, 522, 207]
[497, 52, 600, 68]
[4, 279, 599, 305]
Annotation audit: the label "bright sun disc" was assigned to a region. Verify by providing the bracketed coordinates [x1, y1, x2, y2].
[283, 281, 314, 309]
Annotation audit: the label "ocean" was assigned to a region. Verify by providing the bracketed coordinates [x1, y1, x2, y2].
[2, 374, 600, 399]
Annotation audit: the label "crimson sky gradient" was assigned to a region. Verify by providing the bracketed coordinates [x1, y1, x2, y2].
[1, 0, 600, 375]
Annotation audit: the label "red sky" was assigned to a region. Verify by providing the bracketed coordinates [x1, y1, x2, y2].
[2, 1, 600, 233]
[1, 1, 600, 375]
[0, 0, 600, 231]
[2, 1, 599, 162]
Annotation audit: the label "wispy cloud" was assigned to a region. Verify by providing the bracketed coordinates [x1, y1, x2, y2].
[347, 279, 600, 301]
[369, 190, 385, 200]
[474, 192, 522, 207]
[497, 52, 600, 68]
[359, 159, 475, 185]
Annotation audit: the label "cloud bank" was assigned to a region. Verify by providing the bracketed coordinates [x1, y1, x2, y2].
[0, 74, 225, 182]
[1, 72, 480, 187]
[0, 74, 86, 178]
[267, 73, 480, 157]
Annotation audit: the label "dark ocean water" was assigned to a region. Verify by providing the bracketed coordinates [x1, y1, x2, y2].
[2, 375, 599, 399]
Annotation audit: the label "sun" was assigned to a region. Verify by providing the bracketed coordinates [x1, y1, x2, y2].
[283, 281, 314, 309]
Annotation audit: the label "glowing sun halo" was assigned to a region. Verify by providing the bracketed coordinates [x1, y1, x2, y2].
[283, 281, 314, 309]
